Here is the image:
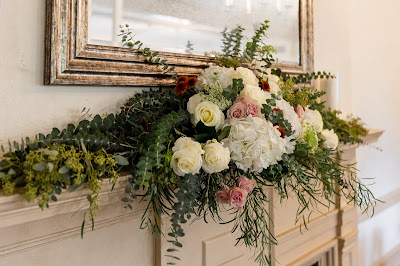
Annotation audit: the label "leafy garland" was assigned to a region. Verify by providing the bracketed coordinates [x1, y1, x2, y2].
[0, 20, 377, 266]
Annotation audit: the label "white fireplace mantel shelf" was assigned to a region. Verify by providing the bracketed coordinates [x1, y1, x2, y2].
[0, 129, 384, 266]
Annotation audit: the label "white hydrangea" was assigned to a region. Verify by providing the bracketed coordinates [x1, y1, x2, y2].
[262, 68, 281, 94]
[231, 67, 259, 87]
[320, 129, 339, 150]
[221, 116, 287, 172]
[303, 108, 324, 133]
[275, 99, 303, 153]
[195, 66, 235, 90]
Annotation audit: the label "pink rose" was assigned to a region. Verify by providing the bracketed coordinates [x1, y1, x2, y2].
[296, 105, 305, 121]
[229, 187, 248, 209]
[216, 186, 231, 204]
[234, 97, 248, 105]
[246, 100, 262, 117]
[237, 177, 254, 193]
[227, 101, 247, 119]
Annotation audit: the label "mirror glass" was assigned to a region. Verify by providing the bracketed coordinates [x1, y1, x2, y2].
[88, 0, 300, 64]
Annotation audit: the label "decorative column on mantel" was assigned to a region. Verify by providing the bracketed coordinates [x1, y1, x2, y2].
[0, 130, 383, 266]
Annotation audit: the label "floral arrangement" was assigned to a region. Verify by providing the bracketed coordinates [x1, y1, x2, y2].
[0, 20, 375, 265]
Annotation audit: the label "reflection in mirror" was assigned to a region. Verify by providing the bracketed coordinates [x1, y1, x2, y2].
[88, 0, 300, 65]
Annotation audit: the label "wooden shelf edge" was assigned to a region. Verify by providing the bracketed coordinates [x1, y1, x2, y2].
[339, 129, 384, 151]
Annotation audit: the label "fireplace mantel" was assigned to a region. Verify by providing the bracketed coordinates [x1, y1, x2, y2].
[0, 129, 383, 266]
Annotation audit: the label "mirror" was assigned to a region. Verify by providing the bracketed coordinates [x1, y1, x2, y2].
[44, 0, 312, 86]
[88, 0, 300, 65]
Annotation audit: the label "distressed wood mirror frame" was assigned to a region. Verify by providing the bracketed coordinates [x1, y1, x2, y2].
[44, 0, 314, 87]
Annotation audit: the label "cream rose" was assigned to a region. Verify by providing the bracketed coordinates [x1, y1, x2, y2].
[202, 140, 230, 173]
[320, 129, 339, 150]
[172, 137, 203, 154]
[187, 93, 204, 114]
[303, 108, 324, 133]
[193, 100, 224, 128]
[171, 137, 204, 176]
[231, 67, 259, 87]
[239, 85, 271, 105]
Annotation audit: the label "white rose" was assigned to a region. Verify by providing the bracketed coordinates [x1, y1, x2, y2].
[262, 68, 281, 94]
[231, 67, 259, 87]
[201, 140, 230, 173]
[187, 94, 204, 114]
[239, 84, 271, 105]
[303, 108, 323, 133]
[171, 137, 204, 176]
[320, 129, 339, 150]
[172, 137, 204, 154]
[193, 101, 224, 128]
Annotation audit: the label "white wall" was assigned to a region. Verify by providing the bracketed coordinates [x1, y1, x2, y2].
[314, 1, 400, 265]
[1, 0, 399, 265]
[0, 0, 142, 147]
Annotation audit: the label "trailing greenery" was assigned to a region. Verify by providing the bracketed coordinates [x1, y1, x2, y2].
[288, 71, 336, 85]
[234, 187, 276, 266]
[119, 25, 176, 76]
[166, 174, 201, 265]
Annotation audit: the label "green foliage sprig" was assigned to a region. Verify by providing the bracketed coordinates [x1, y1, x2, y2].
[233, 187, 276, 266]
[281, 84, 326, 108]
[134, 109, 189, 187]
[316, 107, 368, 145]
[185, 41, 194, 55]
[0, 144, 122, 228]
[166, 174, 201, 265]
[119, 25, 176, 75]
[291, 71, 335, 84]
[244, 20, 271, 61]
[221, 25, 245, 58]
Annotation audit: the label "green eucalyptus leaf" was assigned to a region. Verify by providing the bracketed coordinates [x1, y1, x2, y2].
[58, 165, 70, 174]
[14, 176, 24, 186]
[218, 126, 231, 141]
[69, 180, 84, 192]
[114, 155, 129, 166]
[55, 187, 62, 195]
[48, 163, 54, 173]
[33, 162, 47, 171]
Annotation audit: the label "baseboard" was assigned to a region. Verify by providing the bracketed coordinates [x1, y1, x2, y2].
[372, 243, 400, 266]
